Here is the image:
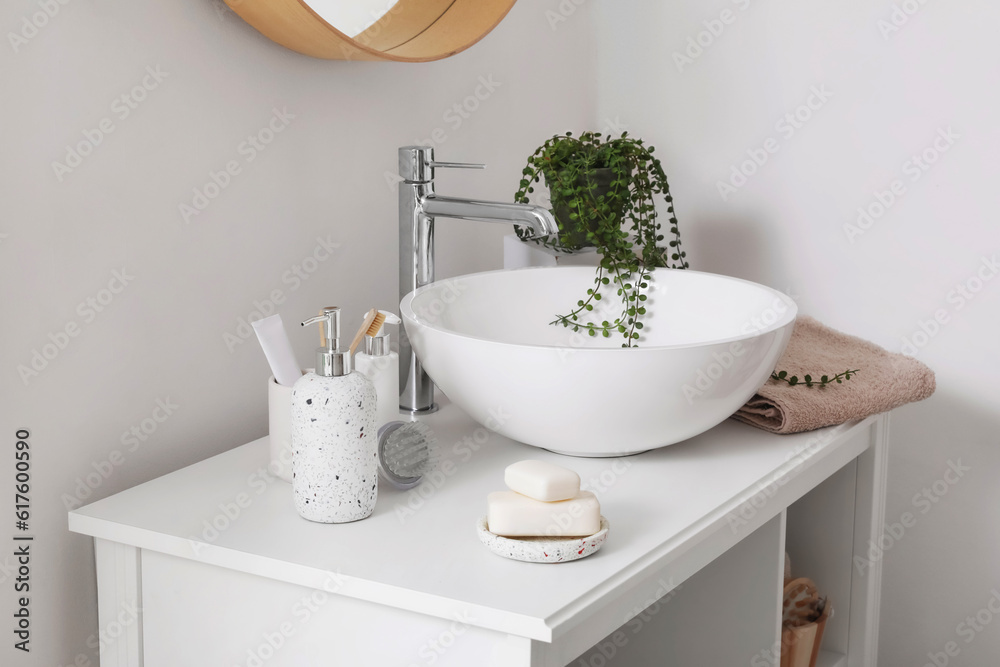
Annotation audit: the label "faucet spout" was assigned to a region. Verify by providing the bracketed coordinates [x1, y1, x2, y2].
[398, 146, 559, 415]
[421, 195, 559, 240]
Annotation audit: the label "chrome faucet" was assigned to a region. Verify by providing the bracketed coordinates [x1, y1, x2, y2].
[398, 146, 558, 414]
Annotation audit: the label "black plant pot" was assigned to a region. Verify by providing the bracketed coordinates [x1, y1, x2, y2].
[547, 167, 628, 250]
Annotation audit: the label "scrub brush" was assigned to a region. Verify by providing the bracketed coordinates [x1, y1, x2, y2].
[349, 308, 387, 355]
[377, 421, 439, 490]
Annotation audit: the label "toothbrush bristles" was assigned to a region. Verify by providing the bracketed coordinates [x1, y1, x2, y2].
[366, 311, 387, 338]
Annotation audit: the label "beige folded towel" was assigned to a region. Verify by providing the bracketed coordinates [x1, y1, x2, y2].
[733, 316, 935, 434]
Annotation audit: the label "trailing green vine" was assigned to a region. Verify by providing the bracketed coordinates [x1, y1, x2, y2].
[514, 131, 688, 347]
[770, 369, 859, 388]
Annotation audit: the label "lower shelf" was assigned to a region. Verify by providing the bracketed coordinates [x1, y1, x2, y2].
[817, 650, 847, 667]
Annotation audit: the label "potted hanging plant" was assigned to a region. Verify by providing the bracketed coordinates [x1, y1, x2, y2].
[514, 131, 689, 347]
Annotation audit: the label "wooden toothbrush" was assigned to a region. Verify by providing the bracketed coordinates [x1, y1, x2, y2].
[348, 308, 387, 355]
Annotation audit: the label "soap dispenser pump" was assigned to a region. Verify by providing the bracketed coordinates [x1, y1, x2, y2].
[291, 307, 378, 524]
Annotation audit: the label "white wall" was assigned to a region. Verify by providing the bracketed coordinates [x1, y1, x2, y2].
[596, 0, 1000, 664]
[0, 1, 595, 663]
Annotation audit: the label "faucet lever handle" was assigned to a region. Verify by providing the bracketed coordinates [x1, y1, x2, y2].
[428, 161, 486, 170]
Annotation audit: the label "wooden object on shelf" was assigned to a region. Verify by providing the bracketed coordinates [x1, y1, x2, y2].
[781, 603, 831, 667]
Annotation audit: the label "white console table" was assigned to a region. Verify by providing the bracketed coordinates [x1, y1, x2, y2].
[69, 398, 887, 666]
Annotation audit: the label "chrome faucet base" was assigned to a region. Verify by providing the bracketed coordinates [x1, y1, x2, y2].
[402, 403, 438, 416]
[397, 145, 559, 414]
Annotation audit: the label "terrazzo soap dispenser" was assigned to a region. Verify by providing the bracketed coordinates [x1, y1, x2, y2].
[292, 307, 378, 523]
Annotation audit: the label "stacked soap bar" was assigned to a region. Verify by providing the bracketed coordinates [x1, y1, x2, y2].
[487, 460, 601, 538]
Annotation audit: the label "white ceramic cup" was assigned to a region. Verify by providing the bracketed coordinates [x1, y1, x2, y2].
[268, 376, 295, 482]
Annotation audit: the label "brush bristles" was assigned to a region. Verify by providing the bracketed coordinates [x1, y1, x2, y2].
[348, 308, 378, 356]
[384, 422, 438, 479]
[366, 311, 387, 338]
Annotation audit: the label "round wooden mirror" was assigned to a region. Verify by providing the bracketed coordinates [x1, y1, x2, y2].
[224, 0, 519, 62]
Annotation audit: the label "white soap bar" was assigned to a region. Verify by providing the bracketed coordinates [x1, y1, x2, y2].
[504, 460, 581, 502]
[487, 491, 601, 538]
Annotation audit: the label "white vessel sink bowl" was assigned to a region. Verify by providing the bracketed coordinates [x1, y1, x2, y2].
[400, 267, 797, 457]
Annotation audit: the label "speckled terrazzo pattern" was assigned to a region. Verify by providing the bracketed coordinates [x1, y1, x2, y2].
[291, 372, 377, 523]
[476, 516, 610, 563]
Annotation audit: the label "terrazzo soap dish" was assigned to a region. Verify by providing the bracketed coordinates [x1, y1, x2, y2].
[477, 460, 610, 563]
[476, 515, 610, 564]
